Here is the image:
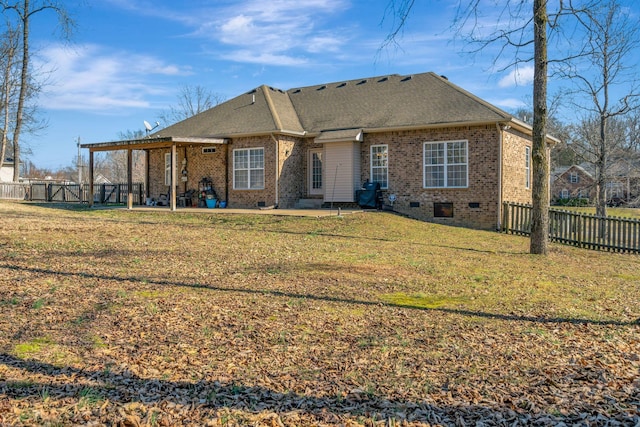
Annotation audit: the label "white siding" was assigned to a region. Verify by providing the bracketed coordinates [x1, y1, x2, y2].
[323, 141, 360, 202]
[0, 165, 14, 182]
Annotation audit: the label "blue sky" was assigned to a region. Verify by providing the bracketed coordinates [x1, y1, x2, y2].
[23, 0, 639, 169]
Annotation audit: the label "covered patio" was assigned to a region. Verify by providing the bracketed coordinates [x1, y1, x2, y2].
[81, 136, 227, 211]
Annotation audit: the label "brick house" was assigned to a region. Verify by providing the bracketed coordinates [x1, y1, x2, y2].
[83, 72, 557, 229]
[552, 162, 640, 206]
[551, 164, 595, 203]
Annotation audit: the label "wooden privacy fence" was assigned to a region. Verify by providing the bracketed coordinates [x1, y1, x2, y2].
[0, 182, 145, 205]
[502, 202, 640, 253]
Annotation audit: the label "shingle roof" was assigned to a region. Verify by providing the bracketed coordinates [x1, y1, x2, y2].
[156, 85, 303, 138]
[154, 71, 514, 139]
[288, 72, 512, 132]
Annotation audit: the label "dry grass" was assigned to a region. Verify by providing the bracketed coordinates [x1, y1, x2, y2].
[0, 201, 638, 426]
[557, 205, 640, 219]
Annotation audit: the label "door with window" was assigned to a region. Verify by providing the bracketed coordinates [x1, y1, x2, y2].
[309, 148, 323, 195]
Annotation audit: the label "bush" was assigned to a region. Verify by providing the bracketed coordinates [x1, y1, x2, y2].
[553, 197, 590, 207]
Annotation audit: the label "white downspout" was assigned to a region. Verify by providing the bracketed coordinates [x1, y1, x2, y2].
[270, 133, 279, 208]
[496, 123, 504, 230]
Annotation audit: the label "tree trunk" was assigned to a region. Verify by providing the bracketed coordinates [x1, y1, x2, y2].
[12, 0, 30, 182]
[595, 116, 608, 218]
[530, 0, 550, 255]
[1, 30, 16, 173]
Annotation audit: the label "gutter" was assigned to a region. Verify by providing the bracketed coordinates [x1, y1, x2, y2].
[270, 133, 279, 208]
[496, 123, 504, 230]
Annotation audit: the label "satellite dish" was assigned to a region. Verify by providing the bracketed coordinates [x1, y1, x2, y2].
[143, 120, 160, 137]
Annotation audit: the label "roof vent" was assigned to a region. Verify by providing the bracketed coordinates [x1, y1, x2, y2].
[440, 75, 448, 80]
[378, 77, 388, 83]
[247, 89, 257, 94]
[356, 79, 368, 85]
[400, 75, 413, 82]
[317, 85, 327, 91]
[292, 89, 301, 94]
[337, 82, 347, 88]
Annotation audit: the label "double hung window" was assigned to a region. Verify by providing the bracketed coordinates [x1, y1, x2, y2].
[423, 140, 468, 188]
[234, 148, 264, 189]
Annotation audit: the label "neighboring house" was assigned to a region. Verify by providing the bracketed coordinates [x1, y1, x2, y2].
[551, 161, 640, 206]
[82, 72, 558, 230]
[0, 157, 15, 182]
[551, 164, 595, 203]
[94, 173, 112, 184]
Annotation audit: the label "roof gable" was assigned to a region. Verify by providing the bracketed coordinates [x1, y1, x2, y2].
[156, 85, 303, 138]
[559, 164, 595, 180]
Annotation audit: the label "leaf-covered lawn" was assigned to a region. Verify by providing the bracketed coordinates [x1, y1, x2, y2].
[0, 201, 638, 426]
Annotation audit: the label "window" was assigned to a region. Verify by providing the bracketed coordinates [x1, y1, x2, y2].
[234, 148, 264, 189]
[525, 146, 531, 189]
[371, 145, 388, 189]
[424, 140, 468, 188]
[310, 150, 323, 193]
[570, 172, 579, 183]
[606, 182, 623, 198]
[164, 152, 179, 186]
[560, 189, 569, 199]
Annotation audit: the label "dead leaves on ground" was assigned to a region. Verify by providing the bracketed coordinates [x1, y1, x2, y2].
[0, 202, 638, 425]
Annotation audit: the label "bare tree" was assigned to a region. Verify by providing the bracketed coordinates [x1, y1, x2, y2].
[0, 0, 74, 182]
[559, 0, 640, 218]
[158, 84, 226, 127]
[382, 0, 603, 255]
[0, 26, 19, 172]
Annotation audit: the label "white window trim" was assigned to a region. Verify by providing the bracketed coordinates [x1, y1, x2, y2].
[561, 189, 569, 199]
[423, 140, 468, 189]
[370, 144, 388, 189]
[233, 147, 265, 190]
[525, 146, 531, 189]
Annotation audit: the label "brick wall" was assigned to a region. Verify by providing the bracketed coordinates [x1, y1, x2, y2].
[501, 128, 533, 206]
[361, 126, 509, 229]
[277, 135, 306, 208]
[148, 145, 227, 204]
[357, 126, 534, 229]
[145, 126, 533, 229]
[226, 136, 276, 208]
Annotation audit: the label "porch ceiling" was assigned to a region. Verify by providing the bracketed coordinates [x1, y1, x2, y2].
[80, 136, 228, 152]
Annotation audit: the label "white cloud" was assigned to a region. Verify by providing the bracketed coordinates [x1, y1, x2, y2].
[211, 0, 351, 66]
[221, 50, 309, 67]
[489, 97, 527, 110]
[103, 1, 359, 68]
[35, 44, 190, 111]
[498, 65, 534, 88]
